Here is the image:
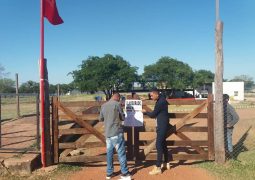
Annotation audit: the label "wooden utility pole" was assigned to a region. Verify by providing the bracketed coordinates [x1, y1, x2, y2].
[214, 0, 225, 164]
[57, 84, 60, 100]
[16, 73, 20, 118]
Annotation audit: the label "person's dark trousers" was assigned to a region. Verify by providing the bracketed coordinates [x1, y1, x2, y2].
[156, 128, 169, 167]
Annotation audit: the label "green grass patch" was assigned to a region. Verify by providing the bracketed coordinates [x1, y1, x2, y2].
[56, 163, 82, 172]
[197, 150, 255, 180]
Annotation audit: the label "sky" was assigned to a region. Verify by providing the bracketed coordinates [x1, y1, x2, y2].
[0, 0, 255, 85]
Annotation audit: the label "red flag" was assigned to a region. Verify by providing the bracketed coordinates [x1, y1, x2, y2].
[43, 0, 63, 25]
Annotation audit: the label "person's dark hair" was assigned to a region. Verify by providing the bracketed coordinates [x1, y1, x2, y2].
[151, 87, 159, 94]
[223, 94, 229, 100]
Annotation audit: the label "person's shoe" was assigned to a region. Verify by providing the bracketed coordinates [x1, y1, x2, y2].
[119, 172, 131, 180]
[161, 162, 171, 170]
[149, 166, 162, 175]
[106, 173, 113, 180]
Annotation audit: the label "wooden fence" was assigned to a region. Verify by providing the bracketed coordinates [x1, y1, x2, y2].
[51, 95, 214, 163]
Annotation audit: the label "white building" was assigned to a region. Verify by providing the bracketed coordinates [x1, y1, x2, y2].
[212, 82, 244, 101]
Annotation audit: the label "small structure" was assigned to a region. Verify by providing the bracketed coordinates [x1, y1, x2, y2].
[212, 82, 244, 101]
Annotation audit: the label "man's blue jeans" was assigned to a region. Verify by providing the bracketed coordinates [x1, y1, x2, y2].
[226, 127, 233, 153]
[106, 133, 128, 176]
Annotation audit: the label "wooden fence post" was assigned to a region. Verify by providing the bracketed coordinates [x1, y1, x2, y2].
[36, 94, 40, 150]
[134, 127, 140, 160]
[15, 73, 20, 118]
[52, 96, 59, 164]
[207, 94, 215, 160]
[214, 20, 225, 164]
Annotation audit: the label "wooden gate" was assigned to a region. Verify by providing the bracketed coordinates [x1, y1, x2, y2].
[135, 95, 214, 161]
[52, 97, 134, 163]
[51, 95, 214, 163]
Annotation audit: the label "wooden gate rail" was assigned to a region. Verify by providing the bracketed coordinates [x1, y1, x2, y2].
[51, 95, 214, 164]
[136, 95, 214, 161]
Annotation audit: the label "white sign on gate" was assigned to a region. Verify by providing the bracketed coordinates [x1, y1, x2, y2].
[124, 100, 143, 127]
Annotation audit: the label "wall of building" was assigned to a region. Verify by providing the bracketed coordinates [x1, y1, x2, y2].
[212, 82, 244, 101]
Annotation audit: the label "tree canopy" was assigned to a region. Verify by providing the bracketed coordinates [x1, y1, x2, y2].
[193, 70, 215, 88]
[0, 78, 15, 93]
[70, 54, 138, 99]
[0, 64, 15, 93]
[143, 57, 194, 89]
[230, 75, 254, 91]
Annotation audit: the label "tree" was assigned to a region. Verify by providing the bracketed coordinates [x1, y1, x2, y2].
[70, 54, 138, 100]
[193, 70, 214, 88]
[19, 81, 39, 93]
[0, 65, 15, 93]
[229, 75, 254, 91]
[58, 83, 75, 94]
[0, 64, 9, 79]
[143, 57, 194, 89]
[0, 78, 15, 93]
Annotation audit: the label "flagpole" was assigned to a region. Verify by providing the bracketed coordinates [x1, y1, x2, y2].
[40, 0, 46, 167]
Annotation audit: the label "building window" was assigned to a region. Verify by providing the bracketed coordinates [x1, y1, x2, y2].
[234, 91, 238, 96]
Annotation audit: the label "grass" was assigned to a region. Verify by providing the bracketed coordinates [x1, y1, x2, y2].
[197, 150, 255, 180]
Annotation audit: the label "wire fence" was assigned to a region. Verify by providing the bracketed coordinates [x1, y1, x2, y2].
[0, 93, 40, 149]
[223, 94, 255, 160]
[0, 93, 39, 120]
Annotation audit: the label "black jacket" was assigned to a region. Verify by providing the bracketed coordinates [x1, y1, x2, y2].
[145, 95, 169, 131]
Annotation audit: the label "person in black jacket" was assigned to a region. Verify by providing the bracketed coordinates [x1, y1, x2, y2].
[143, 88, 170, 175]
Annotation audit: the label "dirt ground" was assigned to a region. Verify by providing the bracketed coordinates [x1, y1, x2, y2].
[67, 108, 255, 180]
[70, 162, 215, 180]
[1, 107, 255, 180]
[0, 116, 38, 159]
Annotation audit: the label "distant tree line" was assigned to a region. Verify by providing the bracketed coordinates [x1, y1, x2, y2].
[1, 56, 254, 96]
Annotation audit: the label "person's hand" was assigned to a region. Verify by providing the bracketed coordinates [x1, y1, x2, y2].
[142, 109, 146, 113]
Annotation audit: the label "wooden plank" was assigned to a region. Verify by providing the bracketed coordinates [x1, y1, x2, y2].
[60, 154, 119, 163]
[75, 123, 104, 148]
[59, 113, 207, 121]
[139, 140, 208, 146]
[142, 99, 206, 106]
[82, 106, 100, 114]
[59, 114, 99, 121]
[60, 122, 104, 158]
[175, 132, 207, 154]
[57, 101, 106, 144]
[60, 149, 73, 159]
[179, 126, 208, 132]
[59, 128, 91, 135]
[207, 94, 215, 160]
[143, 126, 208, 132]
[145, 153, 208, 161]
[59, 141, 105, 149]
[125, 127, 133, 159]
[169, 113, 207, 119]
[143, 101, 207, 156]
[61, 101, 105, 107]
[142, 105, 152, 112]
[134, 127, 140, 159]
[167, 99, 206, 105]
[59, 142, 76, 149]
[52, 97, 59, 164]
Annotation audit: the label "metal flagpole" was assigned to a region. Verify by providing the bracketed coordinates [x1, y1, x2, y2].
[40, 0, 46, 167]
